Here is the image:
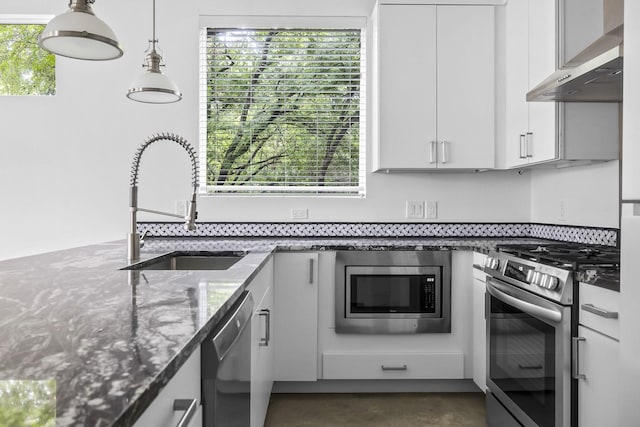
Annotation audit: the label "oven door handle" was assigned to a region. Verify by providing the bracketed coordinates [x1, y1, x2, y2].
[487, 279, 563, 324]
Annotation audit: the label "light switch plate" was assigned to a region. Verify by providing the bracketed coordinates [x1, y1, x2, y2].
[406, 201, 424, 219]
[426, 201, 438, 219]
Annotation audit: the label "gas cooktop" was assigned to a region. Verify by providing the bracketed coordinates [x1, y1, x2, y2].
[484, 243, 620, 304]
[496, 243, 620, 270]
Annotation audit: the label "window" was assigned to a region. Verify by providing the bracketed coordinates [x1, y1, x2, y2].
[0, 20, 55, 96]
[199, 27, 366, 195]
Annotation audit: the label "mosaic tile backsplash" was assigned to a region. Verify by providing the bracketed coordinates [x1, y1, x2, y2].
[138, 222, 618, 246]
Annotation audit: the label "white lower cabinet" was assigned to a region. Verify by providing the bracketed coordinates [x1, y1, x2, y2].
[323, 352, 463, 380]
[318, 251, 473, 384]
[274, 252, 319, 381]
[133, 349, 202, 427]
[248, 259, 274, 427]
[576, 284, 620, 427]
[471, 252, 487, 392]
[576, 325, 619, 427]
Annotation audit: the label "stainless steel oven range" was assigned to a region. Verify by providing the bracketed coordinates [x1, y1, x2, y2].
[483, 244, 619, 427]
[335, 250, 451, 334]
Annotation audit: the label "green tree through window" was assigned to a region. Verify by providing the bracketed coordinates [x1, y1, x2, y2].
[0, 24, 55, 96]
[202, 29, 365, 194]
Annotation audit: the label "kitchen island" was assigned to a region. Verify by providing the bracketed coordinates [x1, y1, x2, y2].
[0, 240, 273, 426]
[0, 236, 613, 426]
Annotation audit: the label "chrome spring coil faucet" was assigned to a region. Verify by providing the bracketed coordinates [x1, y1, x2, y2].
[128, 132, 199, 262]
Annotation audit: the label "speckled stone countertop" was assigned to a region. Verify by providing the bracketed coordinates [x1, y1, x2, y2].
[0, 240, 273, 426]
[0, 236, 604, 426]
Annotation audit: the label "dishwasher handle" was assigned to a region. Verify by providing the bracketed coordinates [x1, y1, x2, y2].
[212, 291, 254, 361]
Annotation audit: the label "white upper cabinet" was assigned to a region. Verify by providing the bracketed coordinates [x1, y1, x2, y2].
[503, 0, 557, 168]
[501, 0, 619, 169]
[376, 4, 495, 170]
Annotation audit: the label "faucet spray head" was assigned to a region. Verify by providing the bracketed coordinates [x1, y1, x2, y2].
[184, 190, 197, 231]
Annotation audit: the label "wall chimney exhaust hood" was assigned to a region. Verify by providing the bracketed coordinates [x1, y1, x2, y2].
[527, 0, 623, 102]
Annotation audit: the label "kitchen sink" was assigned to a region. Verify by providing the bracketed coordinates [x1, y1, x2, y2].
[122, 251, 246, 271]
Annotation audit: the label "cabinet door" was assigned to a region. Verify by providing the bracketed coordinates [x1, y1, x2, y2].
[249, 260, 274, 427]
[274, 252, 319, 381]
[527, 0, 557, 164]
[437, 6, 495, 169]
[378, 4, 438, 169]
[504, 0, 556, 168]
[472, 276, 487, 392]
[576, 325, 619, 427]
[504, 0, 530, 168]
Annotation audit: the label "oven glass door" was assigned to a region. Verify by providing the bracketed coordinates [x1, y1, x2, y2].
[486, 278, 571, 427]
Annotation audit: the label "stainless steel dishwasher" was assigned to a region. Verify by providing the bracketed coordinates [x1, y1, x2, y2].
[202, 291, 253, 427]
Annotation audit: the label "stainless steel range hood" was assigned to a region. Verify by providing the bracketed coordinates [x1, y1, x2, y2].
[527, 0, 623, 102]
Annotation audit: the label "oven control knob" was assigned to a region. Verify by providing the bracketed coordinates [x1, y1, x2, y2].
[484, 256, 500, 270]
[530, 271, 542, 286]
[541, 274, 560, 290]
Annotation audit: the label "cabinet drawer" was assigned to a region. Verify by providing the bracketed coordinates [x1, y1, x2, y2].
[579, 283, 620, 339]
[133, 350, 201, 427]
[322, 352, 463, 380]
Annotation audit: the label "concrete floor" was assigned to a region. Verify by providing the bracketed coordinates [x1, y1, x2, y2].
[264, 393, 487, 427]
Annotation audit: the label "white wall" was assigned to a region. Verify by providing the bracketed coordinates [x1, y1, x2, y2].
[0, 0, 618, 261]
[530, 161, 619, 228]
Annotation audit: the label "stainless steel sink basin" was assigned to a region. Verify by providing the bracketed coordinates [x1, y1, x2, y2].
[122, 251, 245, 271]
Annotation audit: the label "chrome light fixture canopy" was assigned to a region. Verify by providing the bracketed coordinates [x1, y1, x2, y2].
[38, 0, 123, 61]
[126, 0, 182, 104]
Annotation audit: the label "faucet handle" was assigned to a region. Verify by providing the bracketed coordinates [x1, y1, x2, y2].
[140, 230, 149, 248]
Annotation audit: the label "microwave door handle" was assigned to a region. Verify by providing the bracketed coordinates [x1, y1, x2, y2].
[486, 279, 562, 324]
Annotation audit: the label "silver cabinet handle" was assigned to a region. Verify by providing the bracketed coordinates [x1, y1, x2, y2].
[581, 303, 619, 319]
[519, 134, 526, 159]
[381, 364, 407, 371]
[173, 398, 198, 427]
[441, 141, 448, 164]
[309, 258, 314, 284]
[526, 132, 533, 157]
[572, 337, 586, 380]
[518, 364, 542, 370]
[259, 309, 270, 346]
[429, 141, 437, 164]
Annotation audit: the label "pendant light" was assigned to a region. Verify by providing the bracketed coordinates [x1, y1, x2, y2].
[126, 0, 182, 104]
[38, 0, 123, 61]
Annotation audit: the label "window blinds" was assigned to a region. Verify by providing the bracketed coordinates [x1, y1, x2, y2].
[199, 28, 366, 195]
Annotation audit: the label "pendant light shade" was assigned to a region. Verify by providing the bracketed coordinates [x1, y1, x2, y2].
[38, 0, 123, 61]
[126, 0, 182, 104]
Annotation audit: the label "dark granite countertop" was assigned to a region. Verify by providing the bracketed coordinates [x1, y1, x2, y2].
[0, 235, 612, 426]
[576, 266, 620, 292]
[0, 240, 273, 426]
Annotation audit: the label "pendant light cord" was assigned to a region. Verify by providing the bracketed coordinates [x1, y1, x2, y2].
[152, 0, 157, 50]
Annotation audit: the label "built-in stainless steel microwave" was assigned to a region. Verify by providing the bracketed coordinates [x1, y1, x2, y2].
[335, 251, 451, 334]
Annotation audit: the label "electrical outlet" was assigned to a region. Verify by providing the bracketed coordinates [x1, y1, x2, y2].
[426, 201, 438, 219]
[175, 200, 187, 216]
[406, 201, 425, 219]
[559, 200, 567, 222]
[291, 208, 309, 219]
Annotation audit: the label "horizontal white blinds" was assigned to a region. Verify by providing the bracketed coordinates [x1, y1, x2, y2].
[200, 28, 365, 195]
